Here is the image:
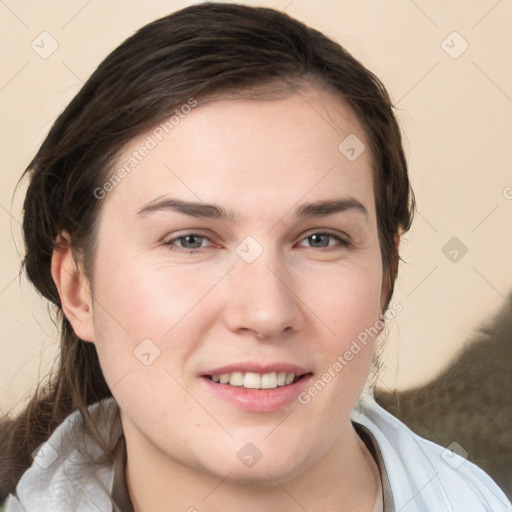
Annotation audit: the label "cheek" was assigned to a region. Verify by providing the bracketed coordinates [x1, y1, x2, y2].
[91, 252, 217, 337]
[304, 259, 383, 341]
[88, 251, 233, 397]
[91, 241, 383, 364]
[298, 260, 383, 399]
[89, 265, 199, 435]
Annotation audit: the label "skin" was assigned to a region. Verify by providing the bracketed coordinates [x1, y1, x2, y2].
[52, 86, 392, 511]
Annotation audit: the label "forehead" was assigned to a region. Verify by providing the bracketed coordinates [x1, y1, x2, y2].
[99, 87, 375, 225]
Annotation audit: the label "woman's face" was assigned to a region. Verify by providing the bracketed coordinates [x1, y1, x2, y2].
[86, 86, 385, 484]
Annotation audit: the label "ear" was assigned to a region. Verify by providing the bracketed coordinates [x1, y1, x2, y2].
[380, 234, 401, 313]
[51, 232, 95, 342]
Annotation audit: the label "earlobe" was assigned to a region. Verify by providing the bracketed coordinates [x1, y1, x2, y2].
[50, 232, 95, 342]
[393, 233, 401, 252]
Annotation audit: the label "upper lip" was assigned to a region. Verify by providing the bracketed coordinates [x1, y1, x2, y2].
[200, 362, 312, 376]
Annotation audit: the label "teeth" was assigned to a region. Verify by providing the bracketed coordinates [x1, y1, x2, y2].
[243, 372, 261, 389]
[209, 371, 299, 389]
[229, 371, 244, 386]
[261, 372, 277, 389]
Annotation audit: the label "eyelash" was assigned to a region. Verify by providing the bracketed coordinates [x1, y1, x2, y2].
[164, 231, 351, 254]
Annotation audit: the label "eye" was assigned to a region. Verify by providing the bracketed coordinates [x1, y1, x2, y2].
[164, 233, 213, 253]
[298, 232, 350, 250]
[164, 230, 350, 255]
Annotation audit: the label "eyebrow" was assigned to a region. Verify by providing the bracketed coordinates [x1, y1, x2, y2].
[136, 196, 369, 222]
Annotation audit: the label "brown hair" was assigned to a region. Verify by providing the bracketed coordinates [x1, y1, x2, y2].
[0, 2, 414, 500]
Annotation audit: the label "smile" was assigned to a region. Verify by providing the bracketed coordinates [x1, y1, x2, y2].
[200, 366, 314, 412]
[205, 371, 305, 389]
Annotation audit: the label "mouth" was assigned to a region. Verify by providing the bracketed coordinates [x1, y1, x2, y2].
[202, 370, 312, 390]
[199, 365, 314, 412]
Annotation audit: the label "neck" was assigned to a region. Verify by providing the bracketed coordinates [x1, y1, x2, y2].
[123, 418, 381, 512]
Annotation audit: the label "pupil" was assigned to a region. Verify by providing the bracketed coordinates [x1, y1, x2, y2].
[185, 235, 201, 248]
[311, 234, 327, 247]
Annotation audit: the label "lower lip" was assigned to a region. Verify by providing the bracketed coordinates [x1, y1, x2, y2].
[200, 375, 313, 412]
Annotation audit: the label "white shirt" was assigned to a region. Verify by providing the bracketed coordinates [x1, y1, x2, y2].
[4, 395, 511, 511]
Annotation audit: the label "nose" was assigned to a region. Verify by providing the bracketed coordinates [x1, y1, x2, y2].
[222, 247, 305, 340]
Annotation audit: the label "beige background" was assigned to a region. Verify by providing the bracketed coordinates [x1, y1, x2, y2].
[1, 0, 511, 414]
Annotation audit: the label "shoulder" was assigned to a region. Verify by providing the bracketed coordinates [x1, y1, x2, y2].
[351, 394, 512, 512]
[4, 398, 120, 512]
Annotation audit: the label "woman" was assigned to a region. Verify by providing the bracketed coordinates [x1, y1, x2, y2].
[1, 3, 509, 511]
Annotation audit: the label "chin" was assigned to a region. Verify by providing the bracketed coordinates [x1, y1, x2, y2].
[195, 441, 315, 487]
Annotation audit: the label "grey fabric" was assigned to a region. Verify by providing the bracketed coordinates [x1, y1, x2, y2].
[354, 422, 395, 512]
[4, 396, 511, 511]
